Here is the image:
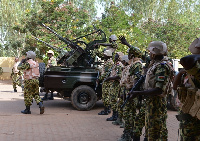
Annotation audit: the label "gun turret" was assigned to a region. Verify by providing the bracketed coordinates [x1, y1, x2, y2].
[37, 23, 106, 67]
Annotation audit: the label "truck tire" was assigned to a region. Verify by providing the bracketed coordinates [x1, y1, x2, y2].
[39, 63, 46, 87]
[71, 85, 97, 111]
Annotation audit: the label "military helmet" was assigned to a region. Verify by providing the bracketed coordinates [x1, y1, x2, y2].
[148, 41, 167, 55]
[47, 50, 54, 55]
[103, 49, 112, 57]
[121, 55, 129, 63]
[127, 46, 142, 57]
[26, 51, 36, 60]
[189, 38, 200, 54]
[109, 35, 117, 41]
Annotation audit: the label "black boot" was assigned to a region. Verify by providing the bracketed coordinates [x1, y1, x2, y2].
[48, 92, 54, 100]
[98, 107, 110, 115]
[132, 135, 140, 141]
[118, 129, 132, 141]
[14, 89, 17, 92]
[21, 106, 31, 114]
[106, 110, 118, 121]
[38, 102, 44, 114]
[42, 93, 48, 101]
[143, 137, 148, 141]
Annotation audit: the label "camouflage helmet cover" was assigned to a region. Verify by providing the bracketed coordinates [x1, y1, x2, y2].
[109, 35, 117, 41]
[148, 41, 167, 55]
[116, 52, 124, 61]
[189, 38, 200, 54]
[26, 51, 36, 60]
[127, 46, 142, 57]
[121, 55, 129, 63]
[47, 50, 54, 55]
[103, 49, 112, 57]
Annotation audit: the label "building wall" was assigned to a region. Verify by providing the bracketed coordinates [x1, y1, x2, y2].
[0, 57, 43, 80]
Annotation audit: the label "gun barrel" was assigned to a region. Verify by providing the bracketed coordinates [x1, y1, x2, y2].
[41, 23, 77, 50]
[34, 36, 58, 50]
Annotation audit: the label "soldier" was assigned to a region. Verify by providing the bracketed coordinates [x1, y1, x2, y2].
[111, 55, 129, 126]
[104, 52, 124, 121]
[11, 57, 23, 92]
[173, 38, 200, 141]
[98, 49, 114, 115]
[93, 34, 118, 58]
[46, 50, 57, 68]
[17, 51, 44, 114]
[118, 46, 143, 141]
[42, 50, 57, 100]
[128, 41, 173, 141]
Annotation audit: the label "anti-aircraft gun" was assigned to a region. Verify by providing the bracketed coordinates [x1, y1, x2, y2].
[38, 23, 106, 111]
[39, 23, 106, 67]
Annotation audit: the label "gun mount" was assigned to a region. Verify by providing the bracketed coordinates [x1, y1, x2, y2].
[39, 23, 106, 67]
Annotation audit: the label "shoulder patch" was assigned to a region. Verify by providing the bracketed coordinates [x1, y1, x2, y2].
[157, 76, 165, 81]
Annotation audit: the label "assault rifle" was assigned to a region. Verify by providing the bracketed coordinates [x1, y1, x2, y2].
[120, 72, 145, 109]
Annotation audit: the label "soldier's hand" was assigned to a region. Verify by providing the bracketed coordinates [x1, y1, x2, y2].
[118, 36, 128, 45]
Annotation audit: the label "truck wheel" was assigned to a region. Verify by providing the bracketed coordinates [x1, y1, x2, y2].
[71, 85, 97, 111]
[39, 63, 46, 87]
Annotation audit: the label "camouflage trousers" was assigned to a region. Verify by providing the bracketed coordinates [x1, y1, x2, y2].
[109, 81, 120, 111]
[102, 82, 112, 107]
[179, 110, 200, 141]
[122, 88, 137, 131]
[24, 79, 42, 107]
[117, 96, 124, 120]
[133, 101, 146, 137]
[11, 73, 22, 89]
[146, 96, 168, 141]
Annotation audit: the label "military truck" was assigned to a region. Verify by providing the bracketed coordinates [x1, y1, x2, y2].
[38, 24, 105, 111]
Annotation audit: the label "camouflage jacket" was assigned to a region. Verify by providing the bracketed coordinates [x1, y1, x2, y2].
[100, 58, 114, 80]
[47, 56, 57, 68]
[144, 59, 173, 96]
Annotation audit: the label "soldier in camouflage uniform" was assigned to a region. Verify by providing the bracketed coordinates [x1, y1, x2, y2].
[18, 51, 44, 114]
[42, 50, 57, 100]
[11, 57, 23, 92]
[98, 50, 114, 115]
[111, 55, 129, 126]
[103, 52, 124, 121]
[118, 46, 143, 141]
[128, 41, 173, 141]
[93, 35, 118, 59]
[173, 38, 200, 141]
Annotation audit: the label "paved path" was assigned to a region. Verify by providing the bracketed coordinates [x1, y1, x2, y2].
[0, 80, 179, 141]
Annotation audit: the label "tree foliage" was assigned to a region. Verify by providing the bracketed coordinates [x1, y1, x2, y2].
[1, 0, 200, 59]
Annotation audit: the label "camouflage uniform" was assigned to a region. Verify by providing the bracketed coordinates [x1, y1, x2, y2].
[109, 61, 123, 111]
[11, 61, 23, 91]
[47, 56, 57, 68]
[113, 64, 130, 126]
[177, 61, 200, 141]
[144, 59, 172, 141]
[123, 58, 143, 134]
[100, 58, 114, 108]
[42, 53, 57, 101]
[19, 60, 42, 107]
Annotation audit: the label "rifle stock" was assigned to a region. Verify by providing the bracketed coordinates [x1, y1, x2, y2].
[120, 73, 145, 109]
